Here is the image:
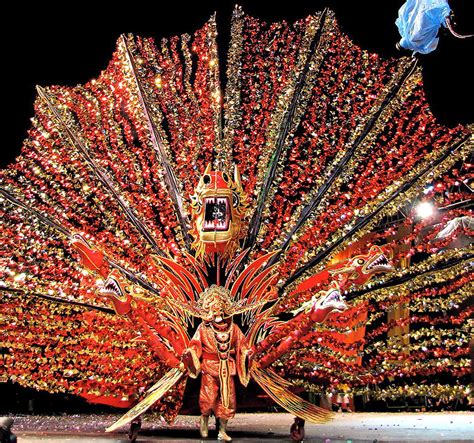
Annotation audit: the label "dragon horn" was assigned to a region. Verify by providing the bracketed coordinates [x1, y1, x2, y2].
[234, 164, 243, 190]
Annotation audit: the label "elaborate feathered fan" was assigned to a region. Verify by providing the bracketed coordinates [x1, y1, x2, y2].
[1, 6, 472, 427]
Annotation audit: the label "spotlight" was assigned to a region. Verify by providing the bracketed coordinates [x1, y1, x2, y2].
[422, 185, 433, 195]
[0, 418, 17, 443]
[415, 201, 435, 219]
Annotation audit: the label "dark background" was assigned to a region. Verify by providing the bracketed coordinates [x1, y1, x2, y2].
[1, 0, 473, 169]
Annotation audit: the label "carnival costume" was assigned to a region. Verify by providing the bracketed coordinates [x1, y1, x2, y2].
[1, 6, 472, 442]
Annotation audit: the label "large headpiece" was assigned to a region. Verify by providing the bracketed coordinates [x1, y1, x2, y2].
[190, 164, 248, 259]
[197, 285, 234, 322]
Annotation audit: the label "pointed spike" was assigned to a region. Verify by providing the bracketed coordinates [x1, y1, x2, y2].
[36, 84, 168, 257]
[233, 164, 242, 190]
[121, 35, 192, 250]
[242, 12, 328, 255]
[35, 85, 45, 96]
[267, 59, 419, 268]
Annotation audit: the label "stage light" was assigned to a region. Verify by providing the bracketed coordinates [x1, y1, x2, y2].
[422, 185, 434, 194]
[0, 417, 17, 443]
[415, 201, 435, 219]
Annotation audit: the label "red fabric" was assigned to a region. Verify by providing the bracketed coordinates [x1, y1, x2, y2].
[199, 371, 236, 419]
[189, 323, 246, 377]
[81, 393, 134, 408]
[189, 322, 247, 417]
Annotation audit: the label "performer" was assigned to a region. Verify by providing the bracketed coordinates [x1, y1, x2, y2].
[183, 285, 250, 442]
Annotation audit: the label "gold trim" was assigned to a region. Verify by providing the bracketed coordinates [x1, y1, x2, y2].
[251, 365, 333, 424]
[106, 367, 185, 432]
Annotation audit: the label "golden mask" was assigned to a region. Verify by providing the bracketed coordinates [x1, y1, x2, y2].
[190, 164, 248, 259]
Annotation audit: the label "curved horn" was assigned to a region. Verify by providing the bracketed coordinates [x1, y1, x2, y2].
[234, 164, 242, 190]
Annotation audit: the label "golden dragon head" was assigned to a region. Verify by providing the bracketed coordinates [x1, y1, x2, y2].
[190, 164, 248, 260]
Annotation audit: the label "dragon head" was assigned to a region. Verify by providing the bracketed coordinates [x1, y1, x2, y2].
[329, 245, 394, 287]
[98, 269, 134, 316]
[291, 281, 347, 323]
[190, 164, 248, 259]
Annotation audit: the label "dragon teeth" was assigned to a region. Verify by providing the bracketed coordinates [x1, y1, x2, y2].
[203, 220, 227, 228]
[104, 278, 120, 294]
[369, 254, 389, 269]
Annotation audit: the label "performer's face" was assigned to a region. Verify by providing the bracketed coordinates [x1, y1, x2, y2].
[211, 306, 225, 323]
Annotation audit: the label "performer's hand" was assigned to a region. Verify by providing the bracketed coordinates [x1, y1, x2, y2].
[181, 348, 200, 378]
[241, 348, 258, 386]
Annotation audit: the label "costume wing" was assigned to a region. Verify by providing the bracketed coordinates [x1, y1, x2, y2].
[106, 367, 185, 432]
[0, 291, 186, 421]
[251, 365, 333, 423]
[0, 17, 221, 410]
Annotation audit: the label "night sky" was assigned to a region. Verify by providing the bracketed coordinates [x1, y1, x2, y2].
[2, 0, 473, 168]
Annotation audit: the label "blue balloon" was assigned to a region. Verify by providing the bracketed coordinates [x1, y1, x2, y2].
[396, 0, 451, 54]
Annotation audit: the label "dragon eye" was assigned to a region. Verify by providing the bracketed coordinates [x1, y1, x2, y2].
[203, 174, 211, 185]
[357, 259, 364, 265]
[232, 191, 240, 208]
[190, 195, 201, 208]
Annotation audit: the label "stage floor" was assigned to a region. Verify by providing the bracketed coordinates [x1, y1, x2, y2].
[9, 412, 474, 442]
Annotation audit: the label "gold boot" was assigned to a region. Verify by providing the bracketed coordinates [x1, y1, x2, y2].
[218, 418, 232, 441]
[199, 415, 209, 438]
